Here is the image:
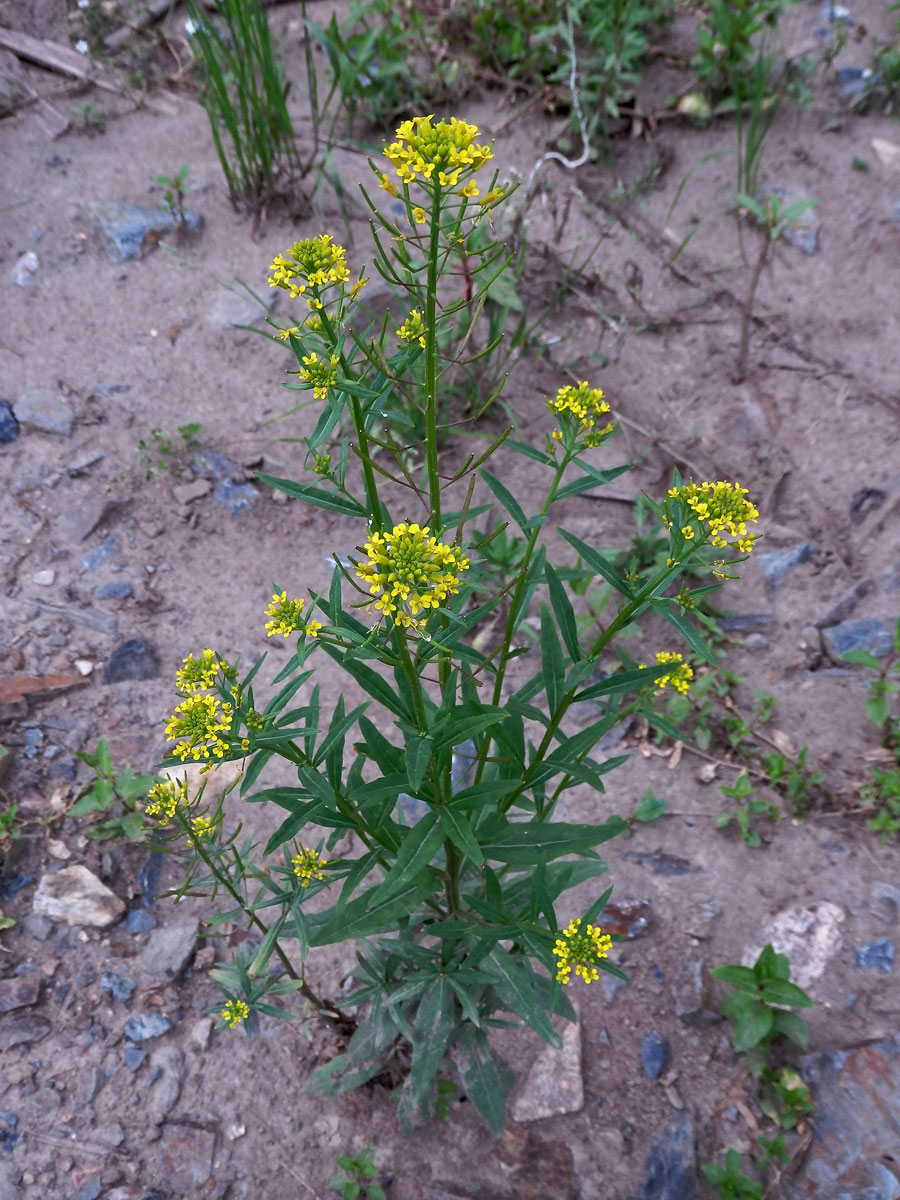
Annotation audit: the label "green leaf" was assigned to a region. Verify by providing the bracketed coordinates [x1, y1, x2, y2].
[308, 879, 432, 945]
[558, 529, 632, 598]
[581, 884, 614, 927]
[313, 700, 368, 767]
[247, 915, 285, 979]
[540, 603, 564, 715]
[733, 1000, 774, 1050]
[371, 809, 443, 904]
[257, 474, 366, 517]
[759, 979, 813, 1009]
[710, 964, 760, 994]
[489, 948, 560, 1044]
[633, 793, 667, 822]
[322, 646, 411, 721]
[652, 599, 716, 665]
[545, 563, 581, 662]
[574, 664, 667, 701]
[406, 736, 433, 793]
[506, 439, 554, 466]
[480, 468, 529, 532]
[409, 977, 455, 1108]
[841, 649, 882, 669]
[457, 1031, 509, 1136]
[306, 1053, 385, 1096]
[439, 806, 484, 865]
[478, 815, 627, 865]
[771, 1009, 809, 1048]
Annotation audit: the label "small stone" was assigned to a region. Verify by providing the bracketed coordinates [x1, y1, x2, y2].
[757, 542, 815, 596]
[0, 976, 40, 1013]
[67, 449, 105, 477]
[823, 618, 894, 661]
[123, 1046, 147, 1071]
[158, 1123, 216, 1189]
[190, 1017, 213, 1051]
[74, 1066, 103, 1106]
[33, 865, 124, 928]
[70, 1176, 102, 1200]
[126, 907, 157, 934]
[671, 960, 717, 1028]
[870, 881, 900, 923]
[103, 638, 160, 684]
[172, 478, 212, 505]
[206, 283, 278, 329]
[125, 1012, 173, 1042]
[33, 569, 56, 587]
[873, 136, 900, 171]
[603, 898, 653, 939]
[81, 534, 118, 572]
[137, 917, 199, 983]
[87, 199, 204, 264]
[11, 250, 38, 286]
[855, 938, 894, 973]
[745, 633, 768, 652]
[22, 913, 52, 941]
[640, 1030, 670, 1080]
[850, 488, 887, 524]
[744, 901, 844, 990]
[625, 850, 699, 876]
[74, 660, 94, 676]
[13, 390, 74, 437]
[628, 1110, 696, 1200]
[511, 1017, 583, 1121]
[0, 399, 19, 444]
[214, 477, 259, 514]
[95, 580, 133, 600]
[47, 838, 71, 860]
[835, 65, 871, 100]
[100, 971, 136, 1003]
[685, 902, 720, 941]
[148, 1044, 184, 1120]
[819, 578, 875, 628]
[799, 625, 823, 668]
[60, 499, 114, 544]
[225, 1120, 245, 1140]
[601, 973, 628, 1005]
[0, 1015, 50, 1049]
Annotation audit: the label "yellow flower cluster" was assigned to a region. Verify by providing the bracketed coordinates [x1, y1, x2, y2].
[397, 309, 426, 349]
[165, 693, 233, 762]
[264, 591, 322, 639]
[313, 453, 331, 475]
[548, 382, 615, 448]
[645, 650, 694, 696]
[292, 845, 328, 887]
[666, 480, 759, 556]
[299, 351, 339, 400]
[221, 998, 250, 1028]
[553, 919, 613, 986]
[175, 648, 221, 695]
[191, 814, 215, 838]
[383, 116, 493, 188]
[268, 234, 349, 298]
[355, 522, 470, 629]
[145, 776, 190, 826]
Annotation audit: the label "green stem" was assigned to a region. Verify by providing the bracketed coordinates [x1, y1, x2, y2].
[395, 626, 428, 734]
[424, 184, 442, 529]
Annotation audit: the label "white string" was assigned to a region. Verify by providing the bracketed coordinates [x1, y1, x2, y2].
[523, 4, 592, 195]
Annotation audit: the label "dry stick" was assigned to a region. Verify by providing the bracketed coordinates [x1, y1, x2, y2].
[104, 0, 175, 52]
[734, 228, 770, 383]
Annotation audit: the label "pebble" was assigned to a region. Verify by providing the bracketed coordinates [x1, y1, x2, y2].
[95, 580, 132, 600]
[87, 199, 204, 264]
[172, 478, 212, 505]
[74, 660, 94, 676]
[138, 850, 164, 905]
[0, 977, 40, 1013]
[625, 850, 699, 877]
[819, 578, 875, 629]
[32, 569, 56, 586]
[757, 542, 815, 596]
[205, 283, 278, 329]
[81, 534, 119, 572]
[744, 901, 844, 990]
[873, 136, 900, 172]
[628, 1110, 696, 1200]
[66, 449, 105, 477]
[671, 960, 719, 1028]
[870, 881, 900, 923]
[0, 1015, 51, 1049]
[0, 398, 19, 443]
[103, 638, 160, 684]
[148, 1044, 184, 1120]
[100, 971, 136, 1003]
[823, 618, 894, 661]
[855, 937, 894, 973]
[122, 1046, 147, 1071]
[601, 973, 629, 1005]
[70, 1176, 102, 1200]
[13, 389, 74, 437]
[22, 913, 52, 941]
[32, 865, 125, 928]
[835, 65, 871, 101]
[190, 1016, 213, 1051]
[719, 612, 775, 635]
[11, 250, 39, 286]
[158, 1123, 216, 1190]
[850, 488, 887, 524]
[603, 898, 653, 939]
[128, 908, 156, 936]
[59, 498, 114, 544]
[0, 1112, 18, 1153]
[125, 1012, 173, 1042]
[0, 874, 32, 901]
[137, 917, 199, 983]
[640, 1030, 671, 1080]
[214, 477, 259, 514]
[511, 1017, 583, 1121]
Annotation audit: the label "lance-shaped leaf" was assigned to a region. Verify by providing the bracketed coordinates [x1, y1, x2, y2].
[478, 815, 627, 865]
[409, 977, 456, 1108]
[257, 473, 367, 517]
[558, 528, 633, 598]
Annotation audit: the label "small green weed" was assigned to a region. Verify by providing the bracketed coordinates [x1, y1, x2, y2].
[155, 163, 190, 232]
[714, 771, 780, 847]
[138, 423, 203, 478]
[70, 101, 107, 135]
[702, 1148, 763, 1200]
[330, 1146, 385, 1200]
[693, 0, 789, 103]
[0, 802, 20, 847]
[842, 618, 900, 839]
[71, 739, 159, 841]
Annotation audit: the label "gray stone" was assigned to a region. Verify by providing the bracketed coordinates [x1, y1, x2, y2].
[0, 398, 19, 443]
[744, 902, 844, 990]
[758, 542, 816, 596]
[70, 1176, 102, 1200]
[823, 618, 894, 661]
[148, 1044, 184, 1120]
[127, 907, 157, 934]
[850, 488, 887, 524]
[125, 1012, 173, 1042]
[81, 534, 118, 572]
[59, 498, 114, 543]
[855, 938, 894, 973]
[87, 199, 204, 264]
[67, 449, 105, 477]
[205, 283, 278, 329]
[158, 1122, 216, 1189]
[671, 960, 720, 1027]
[0, 1015, 50, 1049]
[22, 913, 52, 941]
[95, 580, 132, 600]
[123, 1046, 147, 1071]
[103, 638, 159, 684]
[625, 850, 699, 877]
[100, 971, 135, 1002]
[640, 1030, 670, 1080]
[601, 973, 629, 1004]
[870, 881, 900, 923]
[13, 390, 74, 437]
[819, 578, 875, 628]
[12, 595, 117, 637]
[10, 250, 38, 286]
[511, 1017, 583, 1121]
[628, 1110, 696, 1200]
[835, 65, 872, 101]
[172, 478, 211, 505]
[73, 1066, 103, 1107]
[719, 613, 775, 635]
[214, 477, 259, 514]
[33, 865, 124, 927]
[137, 917, 199, 983]
[0, 976, 40, 1013]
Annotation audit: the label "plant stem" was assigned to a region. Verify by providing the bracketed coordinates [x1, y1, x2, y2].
[425, 185, 442, 529]
[735, 228, 770, 383]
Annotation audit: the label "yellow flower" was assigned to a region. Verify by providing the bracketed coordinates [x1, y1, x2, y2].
[642, 650, 694, 696]
[377, 171, 399, 197]
[553, 919, 613, 986]
[479, 187, 504, 208]
[165, 695, 232, 762]
[292, 845, 328, 887]
[348, 276, 367, 301]
[268, 235, 350, 298]
[666, 480, 760, 556]
[264, 591, 311, 638]
[221, 998, 250, 1028]
[411, 207, 427, 224]
[275, 326, 299, 342]
[304, 619, 323, 638]
[175, 649, 219, 695]
[299, 351, 339, 400]
[383, 116, 493, 189]
[397, 308, 426, 349]
[191, 814, 215, 838]
[547, 381, 615, 447]
[355, 522, 470, 628]
[145, 777, 189, 826]
[458, 179, 479, 198]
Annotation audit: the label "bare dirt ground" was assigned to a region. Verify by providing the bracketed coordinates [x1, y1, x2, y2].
[2, 1, 900, 1197]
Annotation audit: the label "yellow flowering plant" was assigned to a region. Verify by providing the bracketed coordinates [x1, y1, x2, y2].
[150, 116, 761, 1135]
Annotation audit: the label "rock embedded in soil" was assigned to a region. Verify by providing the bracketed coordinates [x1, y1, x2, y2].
[640, 1030, 671, 1080]
[172, 478, 212, 505]
[100, 971, 136, 1003]
[81, 534, 118, 572]
[87, 199, 204, 264]
[511, 1017, 583, 1121]
[148, 1044, 184, 1121]
[95, 580, 132, 600]
[0, 976, 40, 1013]
[59, 498, 115, 544]
[32, 864, 124, 928]
[103, 638, 160, 684]
[10, 250, 39, 286]
[13, 389, 74, 437]
[125, 1012, 173, 1042]
[626, 850, 699, 876]
[126, 907, 157, 934]
[822, 618, 894, 661]
[818, 578, 874, 628]
[855, 937, 894, 973]
[757, 542, 815, 597]
[0, 398, 19, 443]
[136, 917, 199, 984]
[671, 960, 719, 1027]
[157, 1121, 217, 1189]
[628, 1109, 696, 1200]
[743, 901, 844, 990]
[0, 1015, 50, 1049]
[603, 898, 654, 939]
